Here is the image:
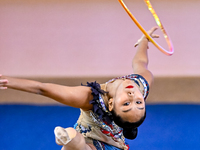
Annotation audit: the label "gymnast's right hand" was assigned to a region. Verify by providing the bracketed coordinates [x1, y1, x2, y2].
[134, 26, 159, 47]
[0, 75, 8, 89]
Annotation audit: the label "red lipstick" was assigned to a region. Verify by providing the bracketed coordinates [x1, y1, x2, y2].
[126, 85, 134, 89]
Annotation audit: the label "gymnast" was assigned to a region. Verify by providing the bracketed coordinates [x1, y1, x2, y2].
[0, 26, 159, 150]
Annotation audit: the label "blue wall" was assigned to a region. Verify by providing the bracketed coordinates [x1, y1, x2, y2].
[1, 104, 200, 150]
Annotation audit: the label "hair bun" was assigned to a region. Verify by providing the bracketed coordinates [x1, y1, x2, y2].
[123, 128, 138, 139]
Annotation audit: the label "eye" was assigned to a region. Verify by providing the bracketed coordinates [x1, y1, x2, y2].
[136, 101, 142, 104]
[128, 92, 132, 96]
[123, 102, 130, 106]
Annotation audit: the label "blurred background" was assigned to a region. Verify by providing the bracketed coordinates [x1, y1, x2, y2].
[0, 0, 200, 149]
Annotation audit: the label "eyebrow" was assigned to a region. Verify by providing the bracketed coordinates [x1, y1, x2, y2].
[137, 107, 144, 110]
[123, 107, 144, 113]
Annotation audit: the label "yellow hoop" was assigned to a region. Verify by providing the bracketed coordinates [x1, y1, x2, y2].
[118, 0, 174, 56]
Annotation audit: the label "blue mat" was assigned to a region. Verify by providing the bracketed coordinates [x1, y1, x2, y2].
[1, 104, 200, 150]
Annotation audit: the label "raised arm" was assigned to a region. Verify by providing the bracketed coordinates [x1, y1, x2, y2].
[132, 26, 159, 87]
[0, 75, 93, 110]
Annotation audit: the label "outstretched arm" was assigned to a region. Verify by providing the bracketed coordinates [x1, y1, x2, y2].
[132, 26, 159, 87]
[0, 75, 93, 110]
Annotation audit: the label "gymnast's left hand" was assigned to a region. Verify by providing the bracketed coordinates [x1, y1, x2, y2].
[0, 74, 8, 89]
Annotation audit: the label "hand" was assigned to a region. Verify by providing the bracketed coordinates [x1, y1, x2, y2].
[134, 26, 160, 47]
[0, 75, 8, 89]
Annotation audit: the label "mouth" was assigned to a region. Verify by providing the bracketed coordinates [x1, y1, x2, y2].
[125, 85, 134, 89]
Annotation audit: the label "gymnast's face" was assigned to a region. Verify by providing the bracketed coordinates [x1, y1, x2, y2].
[110, 79, 145, 123]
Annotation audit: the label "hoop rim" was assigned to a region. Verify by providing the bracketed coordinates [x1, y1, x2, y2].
[118, 0, 174, 56]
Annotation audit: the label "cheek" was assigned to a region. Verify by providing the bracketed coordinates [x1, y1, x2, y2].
[115, 92, 127, 104]
[113, 98, 123, 112]
[134, 109, 145, 121]
[112, 100, 121, 115]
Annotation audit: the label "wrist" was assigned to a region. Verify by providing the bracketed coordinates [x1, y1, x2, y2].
[134, 35, 149, 47]
[141, 36, 149, 42]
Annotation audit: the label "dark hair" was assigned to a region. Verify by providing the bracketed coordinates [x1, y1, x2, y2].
[111, 109, 146, 139]
[111, 109, 146, 129]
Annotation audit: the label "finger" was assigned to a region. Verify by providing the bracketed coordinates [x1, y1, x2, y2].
[0, 87, 7, 90]
[151, 26, 159, 32]
[134, 42, 139, 47]
[151, 34, 160, 38]
[134, 37, 143, 47]
[0, 79, 8, 84]
[148, 26, 159, 35]
[134, 39, 141, 47]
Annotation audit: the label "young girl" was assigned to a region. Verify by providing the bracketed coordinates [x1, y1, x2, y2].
[0, 27, 159, 150]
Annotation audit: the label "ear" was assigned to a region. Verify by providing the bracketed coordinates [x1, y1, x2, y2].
[108, 98, 114, 111]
